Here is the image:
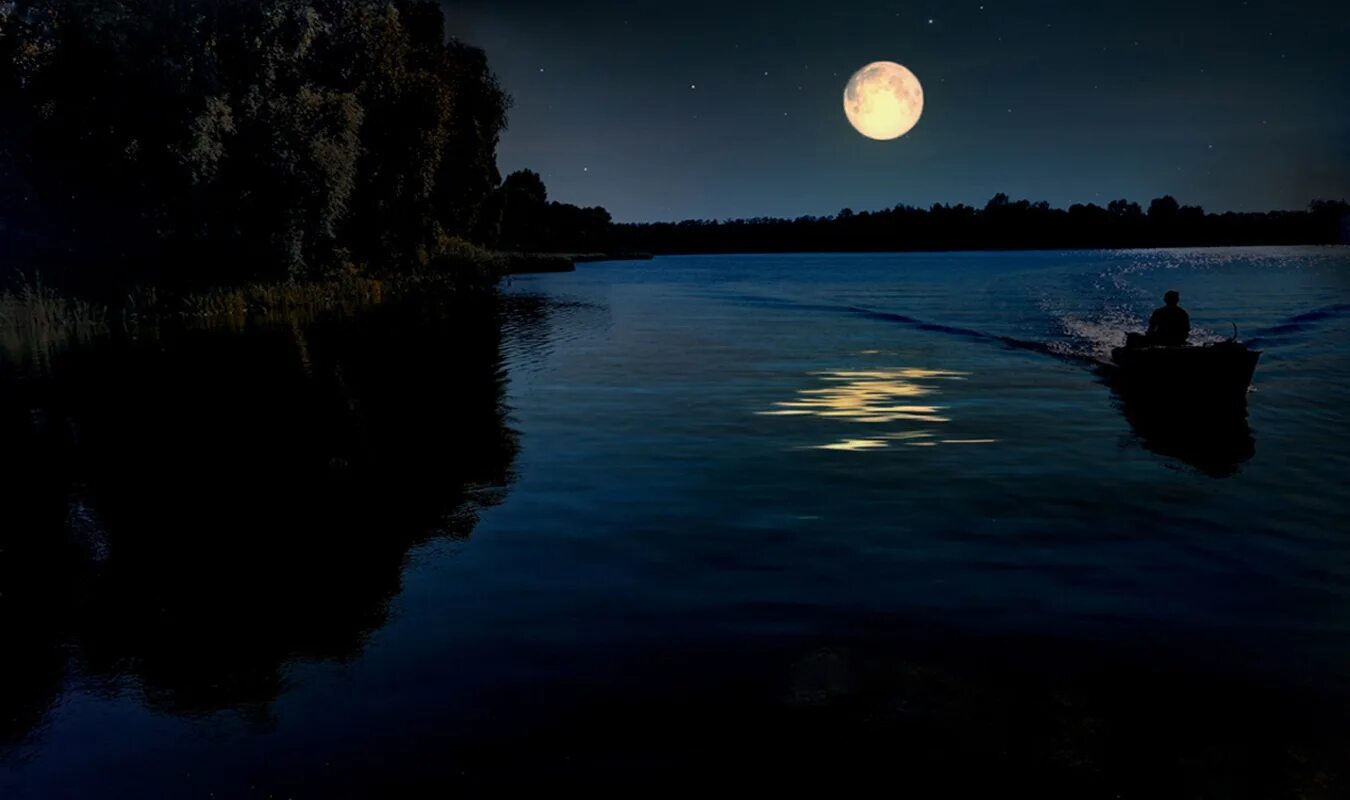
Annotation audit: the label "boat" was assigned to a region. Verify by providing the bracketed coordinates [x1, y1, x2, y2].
[1106, 332, 1260, 402]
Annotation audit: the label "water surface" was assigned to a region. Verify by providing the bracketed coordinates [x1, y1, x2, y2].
[3, 248, 1349, 796]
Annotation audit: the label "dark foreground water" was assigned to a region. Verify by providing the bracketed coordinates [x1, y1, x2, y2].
[2, 248, 1349, 797]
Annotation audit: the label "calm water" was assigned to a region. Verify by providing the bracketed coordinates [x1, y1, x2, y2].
[3, 248, 1349, 796]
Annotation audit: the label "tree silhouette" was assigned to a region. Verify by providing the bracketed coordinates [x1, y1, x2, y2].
[0, 0, 508, 283]
[498, 169, 549, 250]
[1147, 195, 1179, 219]
[605, 195, 1349, 254]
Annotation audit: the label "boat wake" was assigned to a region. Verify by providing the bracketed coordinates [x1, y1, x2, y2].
[841, 306, 1066, 358]
[1243, 302, 1350, 348]
[722, 290, 1097, 365]
[724, 290, 1348, 373]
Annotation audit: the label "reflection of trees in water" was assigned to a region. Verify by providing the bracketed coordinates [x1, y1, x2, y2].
[499, 292, 610, 373]
[0, 296, 528, 743]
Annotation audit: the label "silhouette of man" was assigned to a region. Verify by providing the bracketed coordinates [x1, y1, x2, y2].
[1147, 290, 1190, 346]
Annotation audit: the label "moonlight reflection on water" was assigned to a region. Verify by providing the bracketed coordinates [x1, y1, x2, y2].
[757, 367, 995, 451]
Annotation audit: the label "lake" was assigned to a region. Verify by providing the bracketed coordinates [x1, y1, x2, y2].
[3, 247, 1349, 796]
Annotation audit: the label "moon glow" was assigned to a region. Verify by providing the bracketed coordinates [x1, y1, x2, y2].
[843, 61, 924, 141]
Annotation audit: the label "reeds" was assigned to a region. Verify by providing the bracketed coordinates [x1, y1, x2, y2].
[0, 275, 110, 360]
[0, 274, 393, 328]
[0, 239, 549, 360]
[3, 272, 407, 361]
[180, 275, 387, 319]
[0, 274, 108, 331]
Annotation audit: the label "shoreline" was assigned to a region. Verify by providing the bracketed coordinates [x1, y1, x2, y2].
[503, 251, 655, 274]
[5, 243, 1338, 350]
[0, 250, 652, 356]
[617, 242, 1349, 258]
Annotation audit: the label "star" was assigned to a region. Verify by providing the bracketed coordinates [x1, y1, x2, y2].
[690, 83, 696, 89]
[928, 18, 934, 24]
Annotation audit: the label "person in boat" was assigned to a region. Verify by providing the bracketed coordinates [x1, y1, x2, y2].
[1146, 290, 1190, 347]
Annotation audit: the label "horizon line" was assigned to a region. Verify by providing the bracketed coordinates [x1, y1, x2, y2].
[598, 195, 1348, 226]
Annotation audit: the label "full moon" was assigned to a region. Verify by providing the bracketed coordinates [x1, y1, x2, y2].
[843, 61, 924, 141]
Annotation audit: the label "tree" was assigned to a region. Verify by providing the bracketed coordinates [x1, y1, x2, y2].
[1309, 199, 1350, 244]
[1107, 199, 1143, 218]
[1147, 195, 1180, 220]
[498, 169, 548, 250]
[0, 0, 510, 283]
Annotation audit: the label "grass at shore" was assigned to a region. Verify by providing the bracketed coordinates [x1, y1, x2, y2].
[1, 253, 484, 359]
[0, 243, 648, 359]
[0, 276, 110, 358]
[0, 276, 108, 331]
[1, 239, 482, 328]
[2, 273, 408, 323]
[0, 273, 396, 361]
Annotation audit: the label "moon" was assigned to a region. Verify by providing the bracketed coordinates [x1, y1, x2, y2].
[843, 61, 924, 141]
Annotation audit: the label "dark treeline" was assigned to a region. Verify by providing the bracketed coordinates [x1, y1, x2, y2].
[0, 0, 521, 288]
[608, 195, 1350, 254]
[495, 168, 613, 254]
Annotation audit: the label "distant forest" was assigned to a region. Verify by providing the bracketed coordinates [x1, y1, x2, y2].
[443, 178, 1350, 258]
[605, 196, 1350, 255]
[0, 1, 1345, 296]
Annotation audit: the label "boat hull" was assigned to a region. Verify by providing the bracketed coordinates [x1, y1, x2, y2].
[1107, 341, 1260, 402]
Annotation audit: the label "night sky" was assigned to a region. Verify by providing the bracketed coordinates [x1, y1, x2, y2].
[447, 1, 1350, 222]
